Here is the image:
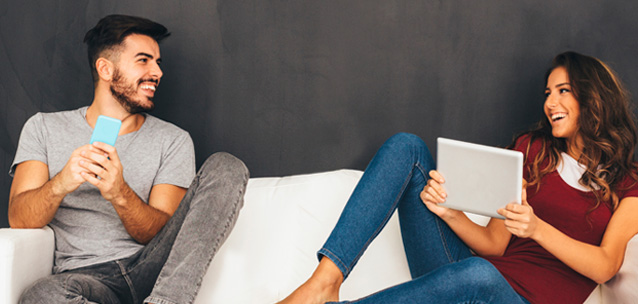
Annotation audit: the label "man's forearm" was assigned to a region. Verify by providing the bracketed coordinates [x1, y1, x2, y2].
[110, 184, 171, 244]
[8, 177, 66, 228]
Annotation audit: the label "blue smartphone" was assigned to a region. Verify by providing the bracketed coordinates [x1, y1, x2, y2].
[90, 115, 122, 146]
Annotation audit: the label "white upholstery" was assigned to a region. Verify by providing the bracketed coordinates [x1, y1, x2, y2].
[0, 169, 636, 303]
[600, 235, 638, 303]
[198, 169, 410, 303]
[0, 227, 54, 304]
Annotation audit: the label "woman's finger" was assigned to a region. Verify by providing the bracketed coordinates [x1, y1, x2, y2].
[428, 170, 445, 183]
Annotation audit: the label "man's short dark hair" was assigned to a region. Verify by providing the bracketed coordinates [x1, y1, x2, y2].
[83, 15, 170, 82]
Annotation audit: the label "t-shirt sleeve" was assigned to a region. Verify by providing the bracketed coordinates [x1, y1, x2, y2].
[153, 131, 196, 188]
[510, 134, 534, 181]
[9, 113, 47, 177]
[618, 171, 638, 200]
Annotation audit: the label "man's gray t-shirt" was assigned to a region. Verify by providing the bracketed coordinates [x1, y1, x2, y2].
[10, 106, 196, 273]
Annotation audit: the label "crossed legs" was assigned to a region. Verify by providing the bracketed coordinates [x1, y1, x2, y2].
[19, 152, 249, 304]
[279, 133, 525, 304]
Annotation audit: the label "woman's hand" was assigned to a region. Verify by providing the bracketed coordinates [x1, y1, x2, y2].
[420, 170, 462, 220]
[497, 181, 540, 238]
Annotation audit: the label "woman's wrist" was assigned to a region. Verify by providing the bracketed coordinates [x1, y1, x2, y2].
[530, 216, 547, 242]
[440, 208, 464, 222]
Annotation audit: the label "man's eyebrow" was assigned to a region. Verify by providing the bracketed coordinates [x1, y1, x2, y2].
[135, 52, 154, 58]
[135, 52, 162, 63]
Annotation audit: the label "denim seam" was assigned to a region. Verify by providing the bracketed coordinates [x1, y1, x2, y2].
[64, 260, 123, 281]
[414, 162, 428, 181]
[344, 163, 416, 279]
[149, 172, 248, 304]
[435, 216, 456, 263]
[124, 174, 203, 277]
[63, 274, 72, 300]
[417, 160, 457, 264]
[144, 295, 177, 304]
[117, 260, 138, 304]
[193, 179, 245, 300]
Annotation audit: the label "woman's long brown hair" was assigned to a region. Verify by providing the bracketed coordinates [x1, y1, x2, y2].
[511, 51, 638, 211]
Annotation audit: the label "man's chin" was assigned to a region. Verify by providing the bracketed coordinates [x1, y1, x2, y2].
[123, 99, 155, 114]
[129, 104, 154, 114]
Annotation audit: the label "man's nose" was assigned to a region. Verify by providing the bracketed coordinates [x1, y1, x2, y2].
[150, 62, 163, 79]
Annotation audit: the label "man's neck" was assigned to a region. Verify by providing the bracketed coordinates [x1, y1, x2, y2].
[86, 88, 146, 135]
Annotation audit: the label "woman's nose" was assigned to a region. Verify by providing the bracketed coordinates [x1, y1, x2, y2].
[545, 93, 557, 109]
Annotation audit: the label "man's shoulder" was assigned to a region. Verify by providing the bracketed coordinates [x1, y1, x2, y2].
[24, 107, 86, 128]
[143, 114, 190, 138]
[38, 106, 86, 117]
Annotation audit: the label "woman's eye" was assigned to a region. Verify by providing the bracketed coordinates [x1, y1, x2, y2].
[559, 88, 570, 94]
[544, 91, 550, 98]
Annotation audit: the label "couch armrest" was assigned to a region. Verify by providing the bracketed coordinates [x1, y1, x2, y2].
[0, 227, 55, 304]
[599, 233, 638, 303]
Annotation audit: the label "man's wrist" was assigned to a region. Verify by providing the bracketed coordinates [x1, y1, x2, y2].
[109, 183, 134, 207]
[49, 174, 70, 198]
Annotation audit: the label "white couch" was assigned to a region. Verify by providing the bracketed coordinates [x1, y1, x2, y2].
[1, 169, 637, 303]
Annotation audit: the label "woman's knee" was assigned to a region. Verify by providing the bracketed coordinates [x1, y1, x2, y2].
[386, 132, 425, 146]
[379, 133, 433, 168]
[384, 133, 430, 153]
[455, 257, 506, 288]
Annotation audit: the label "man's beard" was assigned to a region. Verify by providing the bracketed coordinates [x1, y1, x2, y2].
[110, 68, 155, 114]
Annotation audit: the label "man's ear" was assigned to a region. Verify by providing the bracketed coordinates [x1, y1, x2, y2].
[95, 58, 114, 82]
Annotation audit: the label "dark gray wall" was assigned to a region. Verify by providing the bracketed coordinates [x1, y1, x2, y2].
[2, 1, 638, 228]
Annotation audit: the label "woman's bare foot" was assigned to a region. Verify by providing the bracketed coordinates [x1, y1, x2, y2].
[277, 258, 344, 304]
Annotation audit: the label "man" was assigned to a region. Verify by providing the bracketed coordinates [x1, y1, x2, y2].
[8, 15, 249, 304]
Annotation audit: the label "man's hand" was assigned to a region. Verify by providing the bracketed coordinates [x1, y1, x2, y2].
[8, 144, 98, 228]
[79, 141, 129, 204]
[52, 144, 97, 195]
[77, 141, 186, 244]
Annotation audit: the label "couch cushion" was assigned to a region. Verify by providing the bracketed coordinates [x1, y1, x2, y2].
[600, 234, 638, 303]
[194, 169, 635, 303]
[0, 227, 54, 304]
[196, 169, 412, 303]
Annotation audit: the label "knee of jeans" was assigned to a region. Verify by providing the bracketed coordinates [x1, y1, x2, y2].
[457, 258, 504, 288]
[19, 274, 71, 303]
[384, 133, 432, 160]
[387, 133, 429, 150]
[200, 152, 250, 182]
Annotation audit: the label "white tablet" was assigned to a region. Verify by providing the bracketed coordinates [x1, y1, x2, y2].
[436, 137, 524, 219]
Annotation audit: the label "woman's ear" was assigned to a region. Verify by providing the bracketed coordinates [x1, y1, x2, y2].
[95, 57, 114, 82]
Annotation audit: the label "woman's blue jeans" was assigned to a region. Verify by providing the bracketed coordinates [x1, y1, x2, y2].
[318, 133, 529, 303]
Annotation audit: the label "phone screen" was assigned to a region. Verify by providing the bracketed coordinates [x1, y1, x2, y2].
[90, 115, 122, 146]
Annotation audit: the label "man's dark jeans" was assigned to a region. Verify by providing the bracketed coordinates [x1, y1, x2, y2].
[20, 152, 249, 304]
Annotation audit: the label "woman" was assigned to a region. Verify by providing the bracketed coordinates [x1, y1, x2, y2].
[278, 52, 638, 304]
